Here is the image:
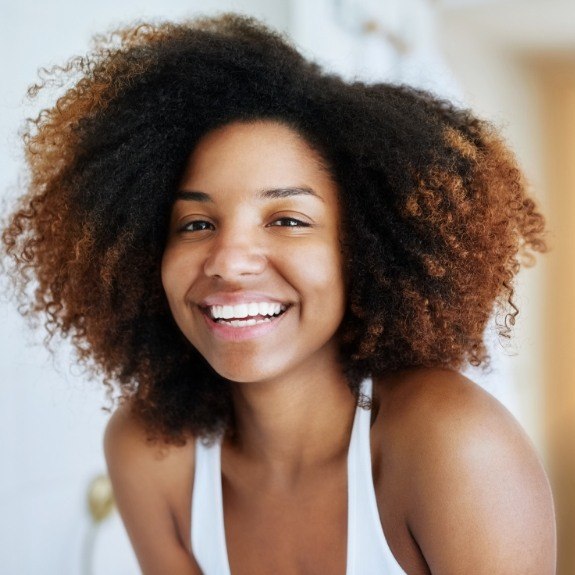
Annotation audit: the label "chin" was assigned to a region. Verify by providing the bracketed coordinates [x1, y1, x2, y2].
[217, 370, 275, 385]
[209, 361, 283, 385]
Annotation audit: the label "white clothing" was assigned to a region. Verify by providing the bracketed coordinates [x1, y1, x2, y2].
[191, 378, 408, 574]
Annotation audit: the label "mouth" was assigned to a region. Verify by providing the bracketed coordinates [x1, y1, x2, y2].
[199, 303, 290, 328]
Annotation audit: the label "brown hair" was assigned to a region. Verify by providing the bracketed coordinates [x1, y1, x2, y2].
[1, 14, 547, 444]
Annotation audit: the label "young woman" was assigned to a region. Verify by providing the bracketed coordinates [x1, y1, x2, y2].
[2, 13, 556, 575]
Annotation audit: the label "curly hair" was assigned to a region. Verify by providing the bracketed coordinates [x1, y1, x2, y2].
[1, 13, 547, 444]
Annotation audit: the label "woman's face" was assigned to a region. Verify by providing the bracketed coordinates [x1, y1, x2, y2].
[162, 120, 346, 384]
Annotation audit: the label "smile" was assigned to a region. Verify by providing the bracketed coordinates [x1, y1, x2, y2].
[208, 301, 287, 322]
[199, 303, 291, 341]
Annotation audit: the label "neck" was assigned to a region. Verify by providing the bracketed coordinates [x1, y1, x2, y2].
[225, 354, 358, 484]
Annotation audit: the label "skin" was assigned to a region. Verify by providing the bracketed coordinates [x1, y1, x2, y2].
[104, 121, 557, 575]
[161, 120, 353, 474]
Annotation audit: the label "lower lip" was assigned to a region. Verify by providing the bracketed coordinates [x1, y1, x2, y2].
[200, 307, 290, 342]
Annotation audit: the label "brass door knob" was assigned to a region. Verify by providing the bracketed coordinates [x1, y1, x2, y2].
[87, 473, 115, 523]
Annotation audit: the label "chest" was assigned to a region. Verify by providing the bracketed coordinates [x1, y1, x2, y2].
[173, 412, 430, 574]
[223, 467, 348, 575]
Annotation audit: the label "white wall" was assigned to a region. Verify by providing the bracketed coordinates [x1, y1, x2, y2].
[290, 0, 462, 99]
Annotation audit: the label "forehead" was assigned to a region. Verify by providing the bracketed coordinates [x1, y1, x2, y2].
[178, 120, 336, 197]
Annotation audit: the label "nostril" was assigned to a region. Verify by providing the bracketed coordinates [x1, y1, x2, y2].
[203, 250, 267, 279]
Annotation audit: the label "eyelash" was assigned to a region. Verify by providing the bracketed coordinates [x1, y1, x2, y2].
[181, 221, 213, 233]
[269, 217, 311, 228]
[180, 217, 310, 232]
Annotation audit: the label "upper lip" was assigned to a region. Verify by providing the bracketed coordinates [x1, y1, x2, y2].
[199, 292, 291, 307]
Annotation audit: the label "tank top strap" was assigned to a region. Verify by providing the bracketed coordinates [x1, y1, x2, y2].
[191, 435, 231, 575]
[347, 377, 407, 574]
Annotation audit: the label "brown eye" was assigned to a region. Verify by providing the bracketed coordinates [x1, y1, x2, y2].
[268, 217, 310, 227]
[180, 220, 214, 232]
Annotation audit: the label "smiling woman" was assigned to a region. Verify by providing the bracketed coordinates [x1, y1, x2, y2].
[1, 12, 556, 575]
[162, 121, 346, 384]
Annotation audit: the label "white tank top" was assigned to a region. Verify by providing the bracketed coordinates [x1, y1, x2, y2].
[191, 377, 408, 574]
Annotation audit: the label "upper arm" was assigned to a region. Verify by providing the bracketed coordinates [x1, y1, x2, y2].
[401, 372, 556, 575]
[104, 403, 201, 575]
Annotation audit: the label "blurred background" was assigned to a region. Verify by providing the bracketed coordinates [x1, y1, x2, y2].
[0, 0, 573, 573]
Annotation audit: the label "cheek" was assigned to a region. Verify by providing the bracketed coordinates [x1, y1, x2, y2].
[160, 249, 173, 296]
[326, 246, 347, 319]
[160, 248, 199, 341]
[160, 247, 189, 306]
[291, 242, 346, 308]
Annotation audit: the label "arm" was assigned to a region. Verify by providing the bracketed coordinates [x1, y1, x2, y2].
[104, 403, 202, 575]
[402, 371, 556, 574]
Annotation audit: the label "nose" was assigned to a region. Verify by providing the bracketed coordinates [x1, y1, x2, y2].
[203, 228, 267, 280]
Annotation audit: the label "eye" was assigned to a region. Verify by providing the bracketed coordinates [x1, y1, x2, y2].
[268, 217, 311, 228]
[179, 220, 214, 233]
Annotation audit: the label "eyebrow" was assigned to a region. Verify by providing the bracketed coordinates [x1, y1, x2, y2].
[174, 186, 324, 203]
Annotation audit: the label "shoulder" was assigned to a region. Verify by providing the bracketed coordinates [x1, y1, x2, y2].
[104, 402, 201, 574]
[104, 401, 196, 502]
[374, 368, 556, 574]
[376, 367, 519, 442]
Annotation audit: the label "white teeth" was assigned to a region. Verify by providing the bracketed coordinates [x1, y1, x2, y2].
[227, 317, 272, 327]
[209, 302, 286, 320]
[235, 304, 248, 318]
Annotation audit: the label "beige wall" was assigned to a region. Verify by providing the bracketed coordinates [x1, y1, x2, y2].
[538, 60, 575, 575]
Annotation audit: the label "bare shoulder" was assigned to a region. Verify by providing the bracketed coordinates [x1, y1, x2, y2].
[375, 368, 557, 575]
[104, 400, 196, 504]
[104, 401, 200, 575]
[373, 367, 508, 469]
